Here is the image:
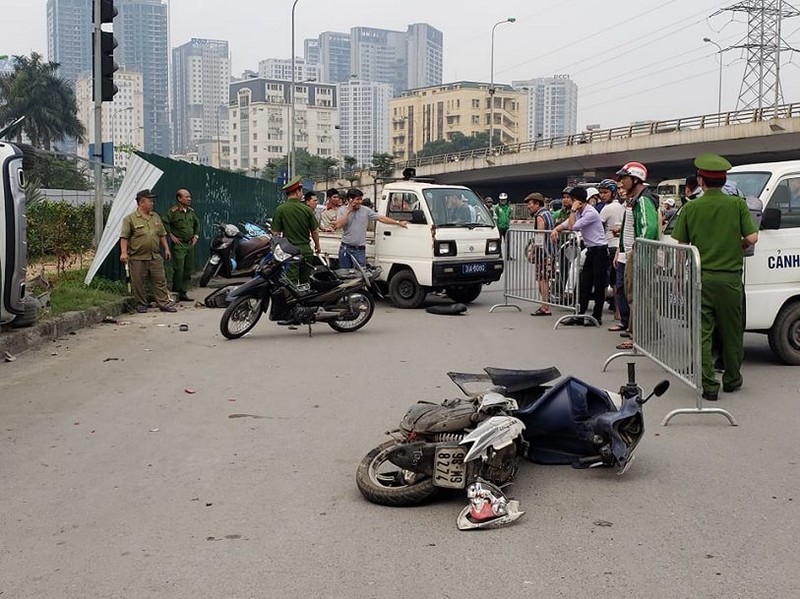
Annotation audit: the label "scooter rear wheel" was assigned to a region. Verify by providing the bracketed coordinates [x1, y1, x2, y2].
[328, 292, 374, 333]
[220, 296, 263, 339]
[355, 440, 439, 506]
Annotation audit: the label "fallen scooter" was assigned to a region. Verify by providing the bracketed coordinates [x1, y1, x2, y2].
[355, 363, 669, 529]
[200, 221, 272, 287]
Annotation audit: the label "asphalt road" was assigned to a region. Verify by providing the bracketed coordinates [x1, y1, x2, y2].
[1, 283, 798, 599]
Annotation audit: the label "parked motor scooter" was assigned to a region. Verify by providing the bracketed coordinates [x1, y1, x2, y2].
[199, 221, 271, 287]
[355, 363, 668, 529]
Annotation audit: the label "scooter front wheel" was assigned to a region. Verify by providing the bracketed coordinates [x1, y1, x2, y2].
[355, 440, 439, 506]
[220, 296, 264, 339]
[200, 260, 221, 287]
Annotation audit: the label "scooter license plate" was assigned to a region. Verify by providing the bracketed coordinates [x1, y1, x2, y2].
[433, 444, 467, 489]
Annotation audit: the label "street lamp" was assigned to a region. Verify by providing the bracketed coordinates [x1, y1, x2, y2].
[489, 17, 515, 154]
[703, 37, 723, 119]
[288, 0, 300, 181]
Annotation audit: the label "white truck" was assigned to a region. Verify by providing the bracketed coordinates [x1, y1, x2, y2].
[0, 140, 31, 328]
[318, 177, 503, 308]
[665, 159, 800, 364]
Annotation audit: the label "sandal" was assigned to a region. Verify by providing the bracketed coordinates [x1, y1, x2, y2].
[616, 340, 634, 350]
[607, 324, 626, 331]
[531, 307, 552, 316]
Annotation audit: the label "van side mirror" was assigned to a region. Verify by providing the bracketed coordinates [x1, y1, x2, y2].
[410, 210, 427, 224]
[761, 207, 781, 230]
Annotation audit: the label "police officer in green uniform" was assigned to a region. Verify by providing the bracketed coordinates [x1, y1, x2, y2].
[163, 188, 200, 301]
[271, 175, 320, 283]
[671, 154, 759, 401]
[119, 189, 177, 313]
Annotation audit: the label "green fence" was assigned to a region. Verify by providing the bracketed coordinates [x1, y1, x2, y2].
[98, 153, 281, 282]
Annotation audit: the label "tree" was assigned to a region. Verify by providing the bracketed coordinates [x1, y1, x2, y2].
[261, 151, 338, 183]
[371, 153, 396, 177]
[27, 152, 90, 190]
[0, 53, 86, 150]
[415, 132, 499, 158]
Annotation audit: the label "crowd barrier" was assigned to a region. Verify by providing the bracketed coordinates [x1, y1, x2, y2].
[490, 225, 587, 327]
[603, 238, 737, 426]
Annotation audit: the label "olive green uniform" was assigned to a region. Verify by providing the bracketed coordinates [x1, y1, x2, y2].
[272, 197, 318, 282]
[120, 210, 172, 308]
[671, 188, 757, 394]
[163, 205, 200, 295]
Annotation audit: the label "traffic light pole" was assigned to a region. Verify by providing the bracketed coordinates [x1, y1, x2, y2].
[92, 0, 104, 248]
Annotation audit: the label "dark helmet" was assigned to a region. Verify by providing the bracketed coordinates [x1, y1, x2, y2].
[562, 186, 572, 195]
[597, 178, 618, 194]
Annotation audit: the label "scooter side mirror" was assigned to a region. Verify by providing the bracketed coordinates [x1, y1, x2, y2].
[638, 379, 670, 404]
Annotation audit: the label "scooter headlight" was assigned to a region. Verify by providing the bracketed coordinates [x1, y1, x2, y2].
[273, 244, 291, 262]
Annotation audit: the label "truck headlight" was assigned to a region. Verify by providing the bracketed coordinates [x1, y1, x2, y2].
[486, 239, 501, 254]
[435, 240, 457, 256]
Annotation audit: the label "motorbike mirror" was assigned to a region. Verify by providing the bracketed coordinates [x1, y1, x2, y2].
[638, 379, 670, 404]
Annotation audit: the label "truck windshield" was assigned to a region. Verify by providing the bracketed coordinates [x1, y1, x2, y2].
[657, 184, 678, 196]
[726, 172, 771, 199]
[423, 188, 494, 227]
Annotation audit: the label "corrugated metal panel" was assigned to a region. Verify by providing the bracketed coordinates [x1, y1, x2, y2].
[84, 154, 163, 284]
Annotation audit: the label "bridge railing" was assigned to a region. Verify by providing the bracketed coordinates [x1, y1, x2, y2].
[397, 102, 800, 170]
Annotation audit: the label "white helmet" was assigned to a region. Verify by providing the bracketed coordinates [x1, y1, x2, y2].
[223, 224, 241, 237]
[498, 192, 508, 201]
[616, 161, 648, 182]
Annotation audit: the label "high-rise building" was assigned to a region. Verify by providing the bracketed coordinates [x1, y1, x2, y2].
[116, 0, 170, 156]
[337, 79, 392, 167]
[406, 23, 443, 89]
[258, 58, 319, 83]
[512, 76, 578, 141]
[389, 82, 527, 160]
[228, 78, 338, 172]
[304, 39, 320, 67]
[46, 0, 93, 86]
[172, 38, 231, 155]
[316, 31, 351, 84]
[350, 27, 408, 96]
[76, 69, 145, 169]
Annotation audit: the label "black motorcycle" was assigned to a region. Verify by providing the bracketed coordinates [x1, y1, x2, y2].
[356, 362, 668, 528]
[219, 237, 381, 339]
[199, 222, 272, 287]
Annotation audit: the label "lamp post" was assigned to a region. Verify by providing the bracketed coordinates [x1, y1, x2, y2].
[703, 37, 723, 120]
[488, 17, 515, 155]
[288, 0, 300, 181]
[111, 106, 133, 165]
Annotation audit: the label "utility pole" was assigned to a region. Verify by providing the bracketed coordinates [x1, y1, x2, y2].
[711, 0, 799, 112]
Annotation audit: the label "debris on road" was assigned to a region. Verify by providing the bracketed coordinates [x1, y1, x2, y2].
[179, 324, 189, 332]
[3, 351, 16, 362]
[103, 357, 120, 362]
[184, 388, 196, 394]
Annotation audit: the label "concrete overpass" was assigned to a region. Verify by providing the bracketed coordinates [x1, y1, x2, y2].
[392, 102, 800, 198]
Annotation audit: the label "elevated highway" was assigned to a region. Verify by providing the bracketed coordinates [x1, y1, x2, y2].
[394, 103, 800, 197]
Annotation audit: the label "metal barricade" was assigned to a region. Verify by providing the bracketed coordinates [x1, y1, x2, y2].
[603, 239, 736, 426]
[490, 225, 582, 326]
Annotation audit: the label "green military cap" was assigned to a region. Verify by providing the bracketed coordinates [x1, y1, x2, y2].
[282, 175, 303, 193]
[694, 153, 732, 177]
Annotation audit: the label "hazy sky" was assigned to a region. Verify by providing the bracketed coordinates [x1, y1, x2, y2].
[5, 0, 800, 130]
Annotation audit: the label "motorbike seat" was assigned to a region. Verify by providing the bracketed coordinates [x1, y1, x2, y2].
[484, 367, 561, 393]
[237, 235, 271, 260]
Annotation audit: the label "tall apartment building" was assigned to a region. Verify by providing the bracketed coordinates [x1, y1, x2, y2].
[172, 38, 231, 155]
[304, 39, 320, 67]
[350, 27, 408, 96]
[116, 0, 170, 156]
[389, 82, 528, 160]
[228, 78, 338, 172]
[257, 58, 319, 83]
[337, 79, 392, 167]
[46, 0, 93, 86]
[307, 31, 351, 84]
[76, 69, 145, 169]
[406, 23, 443, 89]
[512, 76, 578, 141]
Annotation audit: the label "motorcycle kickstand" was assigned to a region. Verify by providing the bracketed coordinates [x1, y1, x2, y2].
[307, 323, 313, 338]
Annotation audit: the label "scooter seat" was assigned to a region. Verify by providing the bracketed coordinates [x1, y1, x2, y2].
[483, 367, 561, 393]
[238, 235, 271, 258]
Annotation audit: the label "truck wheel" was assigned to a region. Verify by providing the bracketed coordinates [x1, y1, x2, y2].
[446, 284, 482, 304]
[767, 301, 800, 365]
[388, 270, 426, 309]
[10, 297, 38, 329]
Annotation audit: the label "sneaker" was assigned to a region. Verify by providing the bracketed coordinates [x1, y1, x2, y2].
[560, 316, 581, 326]
[159, 304, 177, 313]
[702, 389, 719, 401]
[177, 294, 193, 302]
[723, 381, 743, 393]
[136, 304, 148, 313]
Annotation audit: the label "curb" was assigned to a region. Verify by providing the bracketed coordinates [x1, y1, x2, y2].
[0, 299, 135, 359]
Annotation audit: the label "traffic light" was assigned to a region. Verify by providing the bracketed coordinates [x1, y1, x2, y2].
[93, 0, 118, 102]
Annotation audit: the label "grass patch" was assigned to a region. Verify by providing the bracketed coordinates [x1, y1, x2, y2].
[31, 269, 129, 318]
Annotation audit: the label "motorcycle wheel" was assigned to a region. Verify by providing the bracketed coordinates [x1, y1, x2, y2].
[328, 291, 375, 333]
[355, 440, 439, 506]
[220, 296, 263, 339]
[199, 260, 221, 287]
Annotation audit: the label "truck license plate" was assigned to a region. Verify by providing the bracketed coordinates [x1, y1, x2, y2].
[433, 445, 467, 488]
[462, 263, 487, 275]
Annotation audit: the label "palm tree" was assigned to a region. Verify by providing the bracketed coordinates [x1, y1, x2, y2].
[0, 53, 86, 150]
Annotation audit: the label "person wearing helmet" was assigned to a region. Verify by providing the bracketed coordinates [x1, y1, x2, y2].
[598, 179, 625, 323]
[614, 162, 660, 349]
[584, 186, 601, 210]
[272, 175, 320, 283]
[492, 193, 513, 260]
[671, 154, 758, 401]
[483, 196, 494, 211]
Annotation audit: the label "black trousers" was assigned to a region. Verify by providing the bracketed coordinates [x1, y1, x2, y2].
[579, 246, 609, 320]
